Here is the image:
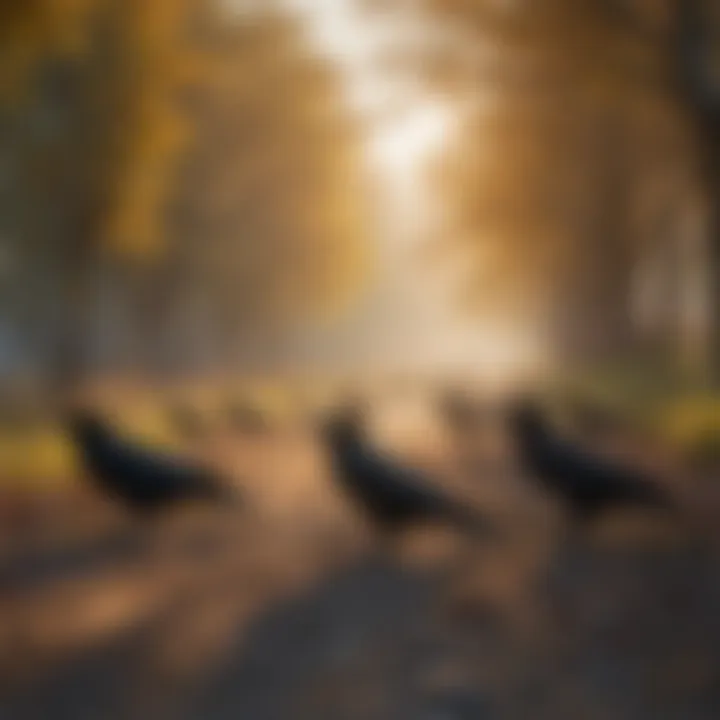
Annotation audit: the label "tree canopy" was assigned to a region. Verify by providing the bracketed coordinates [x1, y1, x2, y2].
[414, 0, 719, 371]
[0, 0, 372, 379]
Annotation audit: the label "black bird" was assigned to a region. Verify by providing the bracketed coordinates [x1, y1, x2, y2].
[320, 406, 493, 538]
[68, 411, 238, 513]
[510, 401, 672, 521]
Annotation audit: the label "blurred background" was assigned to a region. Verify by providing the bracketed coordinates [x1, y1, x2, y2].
[0, 1, 719, 718]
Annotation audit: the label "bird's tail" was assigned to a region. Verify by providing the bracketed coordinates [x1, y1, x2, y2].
[198, 476, 243, 507]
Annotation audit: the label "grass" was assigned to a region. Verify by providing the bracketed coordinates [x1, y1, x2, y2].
[1, 370, 718, 488]
[0, 428, 76, 488]
[555, 363, 720, 469]
[0, 378, 318, 487]
[655, 395, 720, 469]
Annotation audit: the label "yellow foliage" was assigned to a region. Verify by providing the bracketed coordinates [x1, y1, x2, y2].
[426, 0, 701, 341]
[656, 396, 720, 451]
[101, 0, 199, 259]
[0, 0, 200, 261]
[0, 429, 76, 486]
[175, 8, 372, 327]
[0, 0, 372, 374]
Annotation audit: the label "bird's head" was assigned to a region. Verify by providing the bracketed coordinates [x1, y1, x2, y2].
[66, 409, 110, 446]
[507, 397, 548, 441]
[318, 401, 366, 447]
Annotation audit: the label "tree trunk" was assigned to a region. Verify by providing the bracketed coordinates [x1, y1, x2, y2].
[675, 0, 720, 381]
[706, 124, 720, 383]
[50, 215, 101, 401]
[553, 242, 637, 369]
[552, 108, 638, 370]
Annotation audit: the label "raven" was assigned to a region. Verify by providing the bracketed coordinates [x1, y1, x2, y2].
[510, 401, 672, 521]
[320, 406, 493, 538]
[68, 411, 239, 513]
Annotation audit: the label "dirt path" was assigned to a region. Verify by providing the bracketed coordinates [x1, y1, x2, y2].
[1, 430, 720, 720]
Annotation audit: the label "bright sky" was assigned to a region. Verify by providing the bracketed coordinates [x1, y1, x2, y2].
[221, 0, 454, 200]
[221, 0, 547, 377]
[282, 0, 461, 294]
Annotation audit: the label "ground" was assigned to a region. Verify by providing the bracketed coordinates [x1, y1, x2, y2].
[0, 388, 719, 720]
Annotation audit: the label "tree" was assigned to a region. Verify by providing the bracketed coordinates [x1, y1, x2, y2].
[0, 0, 198, 389]
[673, 0, 720, 376]
[417, 0, 717, 373]
[151, 6, 370, 373]
[0, 0, 372, 381]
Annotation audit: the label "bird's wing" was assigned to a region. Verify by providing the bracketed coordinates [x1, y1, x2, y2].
[122, 442, 220, 493]
[547, 438, 663, 502]
[357, 445, 457, 511]
[366, 448, 494, 533]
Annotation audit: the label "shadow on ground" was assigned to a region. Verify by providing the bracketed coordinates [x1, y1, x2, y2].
[1, 405, 720, 720]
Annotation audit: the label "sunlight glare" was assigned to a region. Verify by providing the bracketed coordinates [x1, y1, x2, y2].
[369, 101, 453, 177]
